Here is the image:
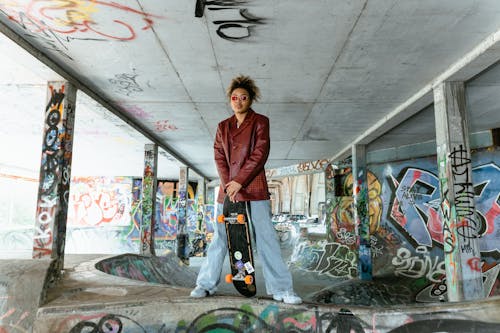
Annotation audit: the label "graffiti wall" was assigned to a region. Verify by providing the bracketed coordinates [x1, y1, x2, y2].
[64, 177, 212, 255]
[292, 147, 499, 302]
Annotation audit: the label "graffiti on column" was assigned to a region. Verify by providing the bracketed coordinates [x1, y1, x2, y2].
[449, 145, 480, 242]
[328, 171, 382, 251]
[140, 147, 156, 255]
[55, 85, 75, 260]
[354, 168, 372, 279]
[177, 168, 189, 261]
[448, 144, 483, 297]
[34, 84, 66, 259]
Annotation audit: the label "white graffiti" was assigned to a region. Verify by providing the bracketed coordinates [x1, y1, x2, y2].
[392, 246, 446, 283]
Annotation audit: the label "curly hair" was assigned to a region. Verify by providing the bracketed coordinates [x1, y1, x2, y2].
[226, 75, 261, 102]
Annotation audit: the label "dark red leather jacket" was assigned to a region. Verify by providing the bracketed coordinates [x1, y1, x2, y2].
[214, 109, 270, 203]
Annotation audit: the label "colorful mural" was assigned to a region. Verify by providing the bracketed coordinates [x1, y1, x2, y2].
[289, 148, 499, 301]
[67, 176, 132, 227]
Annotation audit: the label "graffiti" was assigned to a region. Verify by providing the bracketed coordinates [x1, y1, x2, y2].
[195, 0, 265, 41]
[177, 183, 189, 261]
[336, 227, 356, 245]
[33, 84, 68, 258]
[1, 0, 164, 42]
[467, 257, 482, 272]
[140, 145, 157, 255]
[120, 104, 152, 119]
[392, 246, 446, 283]
[68, 313, 149, 333]
[109, 70, 143, 96]
[291, 241, 357, 278]
[155, 120, 178, 132]
[328, 171, 382, 249]
[1, 9, 73, 60]
[297, 159, 329, 173]
[0, 308, 30, 333]
[67, 177, 131, 226]
[388, 163, 499, 253]
[186, 306, 365, 333]
[449, 145, 481, 242]
[63, 306, 368, 333]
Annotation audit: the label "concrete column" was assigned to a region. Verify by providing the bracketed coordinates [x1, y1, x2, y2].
[198, 178, 206, 205]
[139, 143, 158, 256]
[325, 163, 335, 242]
[33, 82, 77, 272]
[177, 166, 189, 264]
[434, 81, 484, 301]
[352, 144, 372, 280]
[196, 178, 206, 231]
[206, 186, 215, 205]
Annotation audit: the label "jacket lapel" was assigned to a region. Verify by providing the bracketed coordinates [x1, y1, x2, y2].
[231, 109, 255, 139]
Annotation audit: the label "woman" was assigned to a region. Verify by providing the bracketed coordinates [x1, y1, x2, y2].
[190, 75, 302, 304]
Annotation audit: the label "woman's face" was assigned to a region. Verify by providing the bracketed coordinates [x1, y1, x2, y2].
[230, 88, 252, 114]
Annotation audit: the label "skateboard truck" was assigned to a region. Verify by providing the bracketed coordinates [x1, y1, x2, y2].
[218, 213, 245, 224]
[225, 253, 254, 285]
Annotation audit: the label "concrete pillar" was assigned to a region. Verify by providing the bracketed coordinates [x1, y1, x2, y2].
[139, 143, 158, 256]
[206, 186, 215, 205]
[177, 166, 189, 264]
[325, 163, 335, 242]
[352, 144, 372, 280]
[196, 178, 206, 231]
[434, 81, 484, 301]
[33, 82, 77, 272]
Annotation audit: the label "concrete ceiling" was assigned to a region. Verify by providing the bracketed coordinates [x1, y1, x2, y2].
[1, 1, 500, 181]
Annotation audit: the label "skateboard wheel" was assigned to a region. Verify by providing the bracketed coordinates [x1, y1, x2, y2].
[237, 214, 245, 224]
[217, 214, 225, 223]
[225, 273, 233, 284]
[244, 275, 253, 285]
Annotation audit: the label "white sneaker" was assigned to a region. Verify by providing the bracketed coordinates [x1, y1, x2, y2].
[273, 291, 302, 304]
[190, 286, 214, 298]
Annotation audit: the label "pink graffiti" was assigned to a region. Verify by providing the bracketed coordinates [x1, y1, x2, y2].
[70, 192, 125, 226]
[155, 120, 178, 132]
[2, 0, 164, 41]
[120, 104, 152, 119]
[283, 315, 316, 331]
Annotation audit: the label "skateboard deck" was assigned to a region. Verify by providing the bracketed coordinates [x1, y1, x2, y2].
[218, 196, 256, 297]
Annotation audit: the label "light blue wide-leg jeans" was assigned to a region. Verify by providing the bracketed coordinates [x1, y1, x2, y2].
[195, 200, 293, 295]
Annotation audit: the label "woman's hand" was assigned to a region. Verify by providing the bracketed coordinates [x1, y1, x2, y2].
[225, 181, 242, 202]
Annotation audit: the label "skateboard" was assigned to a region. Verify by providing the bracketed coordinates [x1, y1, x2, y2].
[217, 196, 256, 297]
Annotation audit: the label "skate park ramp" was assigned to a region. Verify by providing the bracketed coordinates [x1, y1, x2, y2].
[94, 252, 197, 288]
